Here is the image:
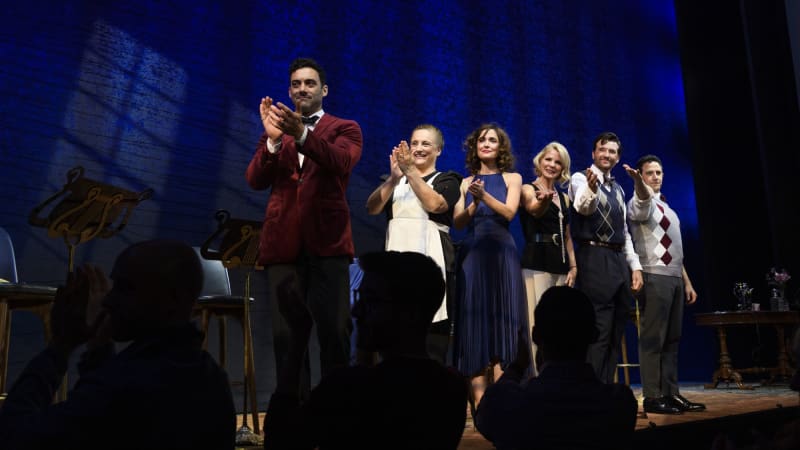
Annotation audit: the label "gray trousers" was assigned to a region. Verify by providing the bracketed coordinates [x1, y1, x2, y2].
[638, 272, 684, 398]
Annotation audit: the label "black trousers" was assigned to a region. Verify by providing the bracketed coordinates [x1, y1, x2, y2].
[575, 245, 633, 384]
[266, 252, 352, 400]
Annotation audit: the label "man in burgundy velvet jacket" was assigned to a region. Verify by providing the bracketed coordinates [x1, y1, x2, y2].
[246, 57, 362, 400]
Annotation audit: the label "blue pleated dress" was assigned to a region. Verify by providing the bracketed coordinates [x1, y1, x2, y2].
[454, 173, 530, 377]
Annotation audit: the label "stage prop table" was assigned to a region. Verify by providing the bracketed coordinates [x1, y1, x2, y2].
[695, 311, 800, 389]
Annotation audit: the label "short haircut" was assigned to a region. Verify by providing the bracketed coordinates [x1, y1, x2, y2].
[635, 154, 663, 171]
[358, 251, 444, 320]
[533, 141, 572, 186]
[289, 57, 327, 86]
[592, 131, 623, 155]
[463, 123, 515, 175]
[412, 124, 444, 150]
[123, 239, 204, 304]
[533, 286, 596, 359]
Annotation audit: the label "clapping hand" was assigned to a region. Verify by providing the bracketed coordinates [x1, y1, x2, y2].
[392, 140, 415, 176]
[388, 152, 403, 182]
[259, 97, 305, 141]
[50, 264, 111, 357]
[468, 178, 485, 201]
[84, 264, 112, 349]
[259, 97, 282, 141]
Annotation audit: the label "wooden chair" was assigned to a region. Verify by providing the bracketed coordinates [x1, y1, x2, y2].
[0, 227, 57, 397]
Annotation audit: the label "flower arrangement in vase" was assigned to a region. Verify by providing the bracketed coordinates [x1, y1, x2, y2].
[766, 267, 791, 311]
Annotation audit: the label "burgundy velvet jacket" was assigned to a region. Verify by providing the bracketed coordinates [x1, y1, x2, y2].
[245, 113, 362, 265]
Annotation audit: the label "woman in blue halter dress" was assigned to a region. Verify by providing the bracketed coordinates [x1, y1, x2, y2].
[452, 124, 530, 411]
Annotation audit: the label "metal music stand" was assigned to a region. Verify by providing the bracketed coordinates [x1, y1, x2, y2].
[29, 166, 154, 273]
[200, 210, 262, 445]
[28, 165, 152, 399]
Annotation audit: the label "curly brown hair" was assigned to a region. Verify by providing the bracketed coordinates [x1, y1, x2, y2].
[463, 124, 515, 175]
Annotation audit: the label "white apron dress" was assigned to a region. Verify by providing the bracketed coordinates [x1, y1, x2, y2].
[385, 174, 449, 323]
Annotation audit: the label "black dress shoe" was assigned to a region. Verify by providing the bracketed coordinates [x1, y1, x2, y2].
[669, 393, 706, 412]
[643, 397, 683, 415]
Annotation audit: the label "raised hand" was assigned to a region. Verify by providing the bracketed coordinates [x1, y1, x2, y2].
[83, 264, 110, 326]
[623, 164, 640, 182]
[623, 163, 653, 199]
[83, 264, 113, 347]
[585, 168, 599, 193]
[259, 97, 282, 141]
[50, 267, 92, 356]
[271, 102, 305, 140]
[388, 152, 403, 182]
[532, 181, 556, 202]
[392, 140, 415, 176]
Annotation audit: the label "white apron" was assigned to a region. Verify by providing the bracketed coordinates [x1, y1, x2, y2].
[385, 174, 449, 323]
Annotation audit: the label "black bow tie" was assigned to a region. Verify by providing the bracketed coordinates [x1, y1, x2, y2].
[604, 175, 615, 185]
[301, 116, 319, 125]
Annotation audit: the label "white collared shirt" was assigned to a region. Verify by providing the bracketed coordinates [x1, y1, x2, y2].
[569, 164, 642, 271]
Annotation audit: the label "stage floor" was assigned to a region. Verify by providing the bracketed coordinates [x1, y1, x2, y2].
[459, 383, 800, 450]
[238, 383, 800, 450]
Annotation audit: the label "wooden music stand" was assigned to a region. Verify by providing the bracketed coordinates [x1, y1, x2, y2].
[29, 166, 153, 272]
[200, 210, 262, 444]
[27, 166, 152, 399]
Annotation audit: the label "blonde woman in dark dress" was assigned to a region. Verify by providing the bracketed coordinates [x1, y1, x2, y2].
[520, 142, 577, 373]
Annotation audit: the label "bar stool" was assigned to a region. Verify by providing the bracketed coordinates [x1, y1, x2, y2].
[193, 248, 259, 435]
[616, 299, 642, 385]
[0, 227, 57, 397]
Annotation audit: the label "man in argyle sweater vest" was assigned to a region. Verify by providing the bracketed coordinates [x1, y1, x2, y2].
[626, 154, 705, 415]
[569, 132, 643, 385]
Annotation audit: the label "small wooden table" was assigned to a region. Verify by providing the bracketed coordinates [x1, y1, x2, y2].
[695, 310, 800, 389]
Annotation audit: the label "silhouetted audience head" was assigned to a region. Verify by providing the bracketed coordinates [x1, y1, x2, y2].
[263, 250, 467, 450]
[532, 286, 597, 362]
[0, 239, 236, 450]
[104, 239, 203, 341]
[353, 251, 444, 353]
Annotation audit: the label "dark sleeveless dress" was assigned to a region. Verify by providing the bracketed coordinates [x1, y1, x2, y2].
[454, 173, 530, 377]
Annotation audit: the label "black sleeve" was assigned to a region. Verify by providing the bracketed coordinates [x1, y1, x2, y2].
[432, 171, 463, 210]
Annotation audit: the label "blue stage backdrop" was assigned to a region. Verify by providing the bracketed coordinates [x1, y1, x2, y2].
[0, 0, 709, 407]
